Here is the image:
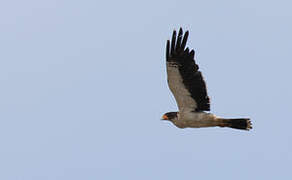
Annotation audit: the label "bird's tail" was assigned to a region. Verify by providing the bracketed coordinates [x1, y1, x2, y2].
[218, 118, 252, 130]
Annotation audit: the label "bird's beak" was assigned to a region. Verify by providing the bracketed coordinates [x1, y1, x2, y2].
[161, 114, 168, 120]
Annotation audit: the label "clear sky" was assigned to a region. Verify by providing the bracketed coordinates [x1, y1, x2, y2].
[0, 0, 291, 179]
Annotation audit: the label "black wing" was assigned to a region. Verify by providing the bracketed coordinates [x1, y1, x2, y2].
[166, 28, 210, 112]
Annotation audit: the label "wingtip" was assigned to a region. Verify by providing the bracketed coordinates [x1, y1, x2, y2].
[172, 29, 177, 36]
[171, 30, 177, 55]
[190, 49, 195, 56]
[181, 30, 189, 50]
[178, 27, 183, 35]
[166, 40, 170, 60]
[169, 28, 191, 56]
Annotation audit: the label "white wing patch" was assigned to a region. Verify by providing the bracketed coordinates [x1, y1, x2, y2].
[167, 62, 197, 112]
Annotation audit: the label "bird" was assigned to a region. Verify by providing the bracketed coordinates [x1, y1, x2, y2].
[161, 28, 252, 130]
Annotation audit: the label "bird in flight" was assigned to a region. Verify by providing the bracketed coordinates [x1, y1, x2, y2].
[161, 28, 252, 130]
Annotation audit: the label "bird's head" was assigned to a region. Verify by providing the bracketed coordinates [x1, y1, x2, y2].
[161, 112, 178, 121]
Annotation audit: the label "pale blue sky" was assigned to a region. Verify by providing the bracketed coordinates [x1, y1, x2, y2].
[0, 0, 291, 179]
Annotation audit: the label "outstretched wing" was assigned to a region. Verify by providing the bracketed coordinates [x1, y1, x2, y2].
[166, 28, 210, 112]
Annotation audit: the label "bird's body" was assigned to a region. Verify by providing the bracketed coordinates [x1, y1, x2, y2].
[162, 28, 252, 130]
[170, 111, 217, 129]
